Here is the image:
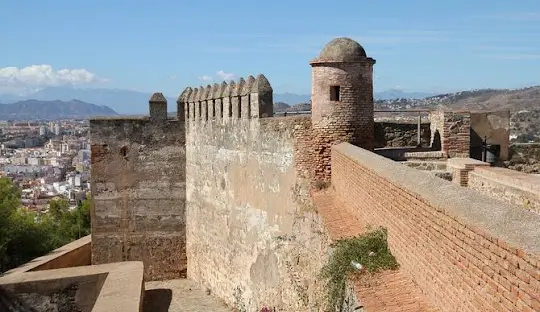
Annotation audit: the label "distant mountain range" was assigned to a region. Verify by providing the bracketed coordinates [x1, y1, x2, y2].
[2, 85, 540, 118]
[0, 99, 118, 120]
[0, 86, 437, 115]
[0, 87, 170, 115]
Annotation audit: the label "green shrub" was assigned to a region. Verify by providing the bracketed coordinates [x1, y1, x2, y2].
[320, 227, 399, 311]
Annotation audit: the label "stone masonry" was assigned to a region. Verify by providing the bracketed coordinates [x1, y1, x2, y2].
[180, 74, 330, 311]
[90, 94, 187, 281]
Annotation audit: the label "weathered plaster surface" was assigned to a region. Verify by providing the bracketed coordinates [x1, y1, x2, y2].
[186, 118, 329, 311]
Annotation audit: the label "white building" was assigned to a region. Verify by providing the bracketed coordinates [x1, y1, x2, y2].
[54, 123, 61, 136]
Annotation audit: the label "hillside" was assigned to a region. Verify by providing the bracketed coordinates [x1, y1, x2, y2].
[0, 99, 118, 120]
[377, 86, 540, 112]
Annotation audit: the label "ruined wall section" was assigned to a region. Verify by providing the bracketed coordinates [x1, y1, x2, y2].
[182, 75, 330, 312]
[430, 110, 471, 157]
[90, 93, 187, 281]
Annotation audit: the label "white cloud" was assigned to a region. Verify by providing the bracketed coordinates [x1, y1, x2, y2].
[0, 64, 106, 95]
[197, 71, 236, 83]
[216, 70, 235, 81]
[197, 75, 213, 81]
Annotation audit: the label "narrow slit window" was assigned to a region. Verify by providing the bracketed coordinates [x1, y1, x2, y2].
[238, 101, 242, 118]
[330, 86, 340, 101]
[220, 101, 224, 118]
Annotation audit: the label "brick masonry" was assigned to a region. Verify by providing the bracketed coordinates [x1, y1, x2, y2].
[430, 110, 471, 158]
[89, 97, 187, 281]
[310, 40, 376, 183]
[446, 158, 490, 187]
[331, 142, 540, 312]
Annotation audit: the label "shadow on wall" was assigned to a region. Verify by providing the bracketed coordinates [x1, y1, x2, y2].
[143, 288, 172, 312]
[432, 130, 441, 151]
[470, 129, 483, 160]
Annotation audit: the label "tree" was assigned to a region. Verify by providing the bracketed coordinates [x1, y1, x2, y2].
[48, 197, 70, 223]
[2, 209, 59, 271]
[0, 177, 23, 271]
[47, 196, 92, 245]
[0, 177, 93, 273]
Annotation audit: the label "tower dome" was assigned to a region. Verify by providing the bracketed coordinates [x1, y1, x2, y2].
[312, 37, 368, 63]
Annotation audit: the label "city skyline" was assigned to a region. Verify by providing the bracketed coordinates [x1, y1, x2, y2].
[1, 0, 540, 97]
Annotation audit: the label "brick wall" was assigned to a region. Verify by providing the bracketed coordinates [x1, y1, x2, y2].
[90, 115, 186, 281]
[331, 143, 540, 312]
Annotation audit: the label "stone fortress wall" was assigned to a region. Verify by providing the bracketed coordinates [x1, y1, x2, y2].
[89, 96, 187, 281]
[180, 74, 330, 310]
[86, 37, 540, 311]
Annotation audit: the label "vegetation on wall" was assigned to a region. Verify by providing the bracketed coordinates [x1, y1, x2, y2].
[320, 227, 399, 312]
[0, 177, 92, 273]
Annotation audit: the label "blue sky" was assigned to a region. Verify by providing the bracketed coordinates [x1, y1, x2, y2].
[1, 0, 539, 97]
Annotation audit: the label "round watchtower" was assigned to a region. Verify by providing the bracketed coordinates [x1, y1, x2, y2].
[310, 37, 376, 181]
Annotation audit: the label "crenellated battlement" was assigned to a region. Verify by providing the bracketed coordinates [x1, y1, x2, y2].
[178, 74, 273, 123]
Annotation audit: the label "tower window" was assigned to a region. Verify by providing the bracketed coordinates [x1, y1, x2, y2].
[330, 86, 340, 101]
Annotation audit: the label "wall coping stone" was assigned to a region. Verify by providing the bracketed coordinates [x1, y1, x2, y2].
[333, 143, 540, 254]
[0, 261, 144, 312]
[470, 167, 540, 194]
[447, 157, 490, 170]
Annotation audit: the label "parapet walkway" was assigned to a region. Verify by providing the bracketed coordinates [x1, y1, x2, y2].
[144, 279, 233, 312]
[313, 189, 439, 312]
